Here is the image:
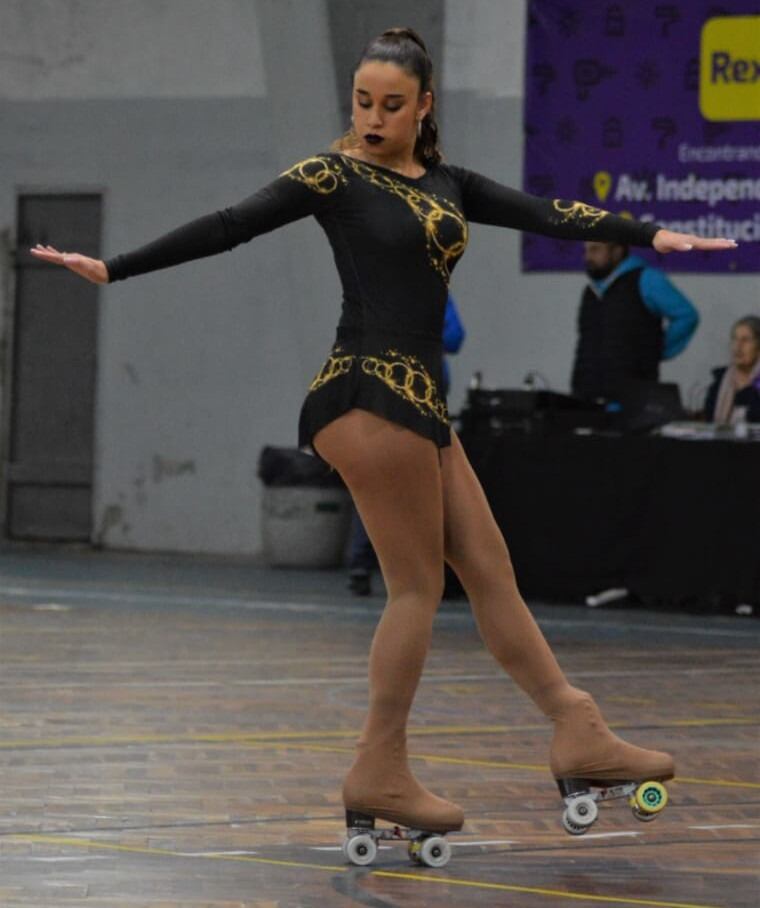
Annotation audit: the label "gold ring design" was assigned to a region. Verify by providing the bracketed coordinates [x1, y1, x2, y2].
[308, 347, 448, 424]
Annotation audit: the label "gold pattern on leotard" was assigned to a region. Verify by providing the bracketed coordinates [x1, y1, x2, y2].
[340, 155, 468, 284]
[282, 156, 347, 194]
[308, 347, 449, 425]
[309, 352, 356, 391]
[552, 199, 609, 227]
[361, 349, 449, 423]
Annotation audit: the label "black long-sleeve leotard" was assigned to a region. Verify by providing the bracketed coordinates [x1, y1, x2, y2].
[105, 153, 660, 451]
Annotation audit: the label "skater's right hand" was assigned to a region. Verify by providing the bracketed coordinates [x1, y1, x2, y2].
[29, 244, 109, 284]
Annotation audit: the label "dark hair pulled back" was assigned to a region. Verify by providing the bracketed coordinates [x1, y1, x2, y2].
[332, 26, 442, 166]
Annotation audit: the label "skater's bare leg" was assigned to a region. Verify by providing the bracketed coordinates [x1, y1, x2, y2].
[440, 432, 673, 783]
[314, 409, 463, 831]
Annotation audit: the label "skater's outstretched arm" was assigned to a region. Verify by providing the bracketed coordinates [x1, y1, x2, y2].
[448, 165, 738, 255]
[29, 155, 347, 284]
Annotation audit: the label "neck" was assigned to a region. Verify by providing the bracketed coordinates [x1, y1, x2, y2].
[350, 143, 423, 177]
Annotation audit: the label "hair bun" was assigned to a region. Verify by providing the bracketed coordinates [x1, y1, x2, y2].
[381, 26, 428, 54]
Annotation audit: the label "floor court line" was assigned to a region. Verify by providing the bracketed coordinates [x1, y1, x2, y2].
[1, 735, 756, 791]
[2, 583, 758, 638]
[371, 870, 723, 908]
[0, 715, 756, 746]
[270, 743, 760, 789]
[4, 833, 343, 873]
[1, 729, 758, 789]
[4, 833, 726, 908]
[4, 669, 759, 690]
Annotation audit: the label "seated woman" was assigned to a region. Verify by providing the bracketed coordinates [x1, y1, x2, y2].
[704, 315, 760, 423]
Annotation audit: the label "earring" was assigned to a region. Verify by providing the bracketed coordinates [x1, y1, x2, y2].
[417, 117, 423, 138]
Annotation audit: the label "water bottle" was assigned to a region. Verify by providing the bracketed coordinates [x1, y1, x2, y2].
[732, 406, 749, 440]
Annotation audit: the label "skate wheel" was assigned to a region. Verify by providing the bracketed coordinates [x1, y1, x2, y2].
[565, 795, 598, 829]
[634, 781, 668, 815]
[343, 833, 377, 866]
[631, 805, 659, 822]
[562, 810, 589, 835]
[418, 835, 451, 868]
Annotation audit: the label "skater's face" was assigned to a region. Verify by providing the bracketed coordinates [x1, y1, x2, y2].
[351, 61, 432, 163]
[731, 323, 760, 370]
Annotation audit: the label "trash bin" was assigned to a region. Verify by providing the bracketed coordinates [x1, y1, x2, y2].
[257, 446, 351, 568]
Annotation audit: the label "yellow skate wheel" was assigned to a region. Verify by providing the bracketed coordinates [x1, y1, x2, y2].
[634, 781, 668, 815]
[408, 840, 422, 864]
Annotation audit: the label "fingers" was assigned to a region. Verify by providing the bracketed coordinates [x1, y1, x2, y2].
[672, 238, 738, 253]
[691, 237, 738, 250]
[29, 245, 82, 268]
[28, 247, 107, 283]
[652, 229, 738, 254]
[30, 244, 63, 256]
[30, 247, 64, 263]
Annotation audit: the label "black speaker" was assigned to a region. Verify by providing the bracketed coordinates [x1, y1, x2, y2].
[459, 388, 605, 437]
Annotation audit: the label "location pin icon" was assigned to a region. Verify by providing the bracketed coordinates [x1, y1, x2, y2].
[593, 171, 612, 202]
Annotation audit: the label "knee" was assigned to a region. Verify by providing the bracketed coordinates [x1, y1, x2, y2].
[387, 564, 445, 607]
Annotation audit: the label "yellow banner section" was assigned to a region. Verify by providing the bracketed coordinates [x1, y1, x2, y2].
[700, 16, 760, 121]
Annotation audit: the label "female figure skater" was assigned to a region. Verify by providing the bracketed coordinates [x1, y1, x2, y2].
[32, 28, 736, 854]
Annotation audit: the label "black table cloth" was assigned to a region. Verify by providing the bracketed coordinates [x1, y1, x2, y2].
[460, 431, 760, 609]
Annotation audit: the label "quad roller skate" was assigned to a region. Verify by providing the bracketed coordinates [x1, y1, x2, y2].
[550, 691, 674, 835]
[343, 809, 453, 867]
[556, 776, 669, 835]
[341, 732, 464, 866]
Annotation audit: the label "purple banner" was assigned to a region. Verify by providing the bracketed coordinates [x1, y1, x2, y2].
[522, 0, 760, 273]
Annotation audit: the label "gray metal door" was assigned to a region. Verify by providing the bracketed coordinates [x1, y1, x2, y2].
[6, 194, 101, 540]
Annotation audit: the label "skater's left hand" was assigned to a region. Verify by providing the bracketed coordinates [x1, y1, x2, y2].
[652, 230, 737, 254]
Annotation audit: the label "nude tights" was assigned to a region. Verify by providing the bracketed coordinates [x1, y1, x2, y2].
[313, 410, 673, 828]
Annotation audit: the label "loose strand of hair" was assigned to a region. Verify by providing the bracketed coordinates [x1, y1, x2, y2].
[416, 114, 442, 166]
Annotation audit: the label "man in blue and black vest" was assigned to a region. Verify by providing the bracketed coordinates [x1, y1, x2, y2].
[571, 241, 699, 403]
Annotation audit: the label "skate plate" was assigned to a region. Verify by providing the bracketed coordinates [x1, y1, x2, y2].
[556, 777, 669, 835]
[342, 809, 452, 867]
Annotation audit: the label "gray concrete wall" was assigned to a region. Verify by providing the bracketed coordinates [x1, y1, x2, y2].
[0, 0, 268, 100]
[1, 0, 756, 556]
[1, 0, 341, 555]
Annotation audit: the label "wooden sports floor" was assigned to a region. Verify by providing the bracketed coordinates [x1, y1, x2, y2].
[0, 550, 758, 908]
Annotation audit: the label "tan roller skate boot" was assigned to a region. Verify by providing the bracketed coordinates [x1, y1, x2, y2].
[341, 735, 463, 867]
[549, 690, 674, 835]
